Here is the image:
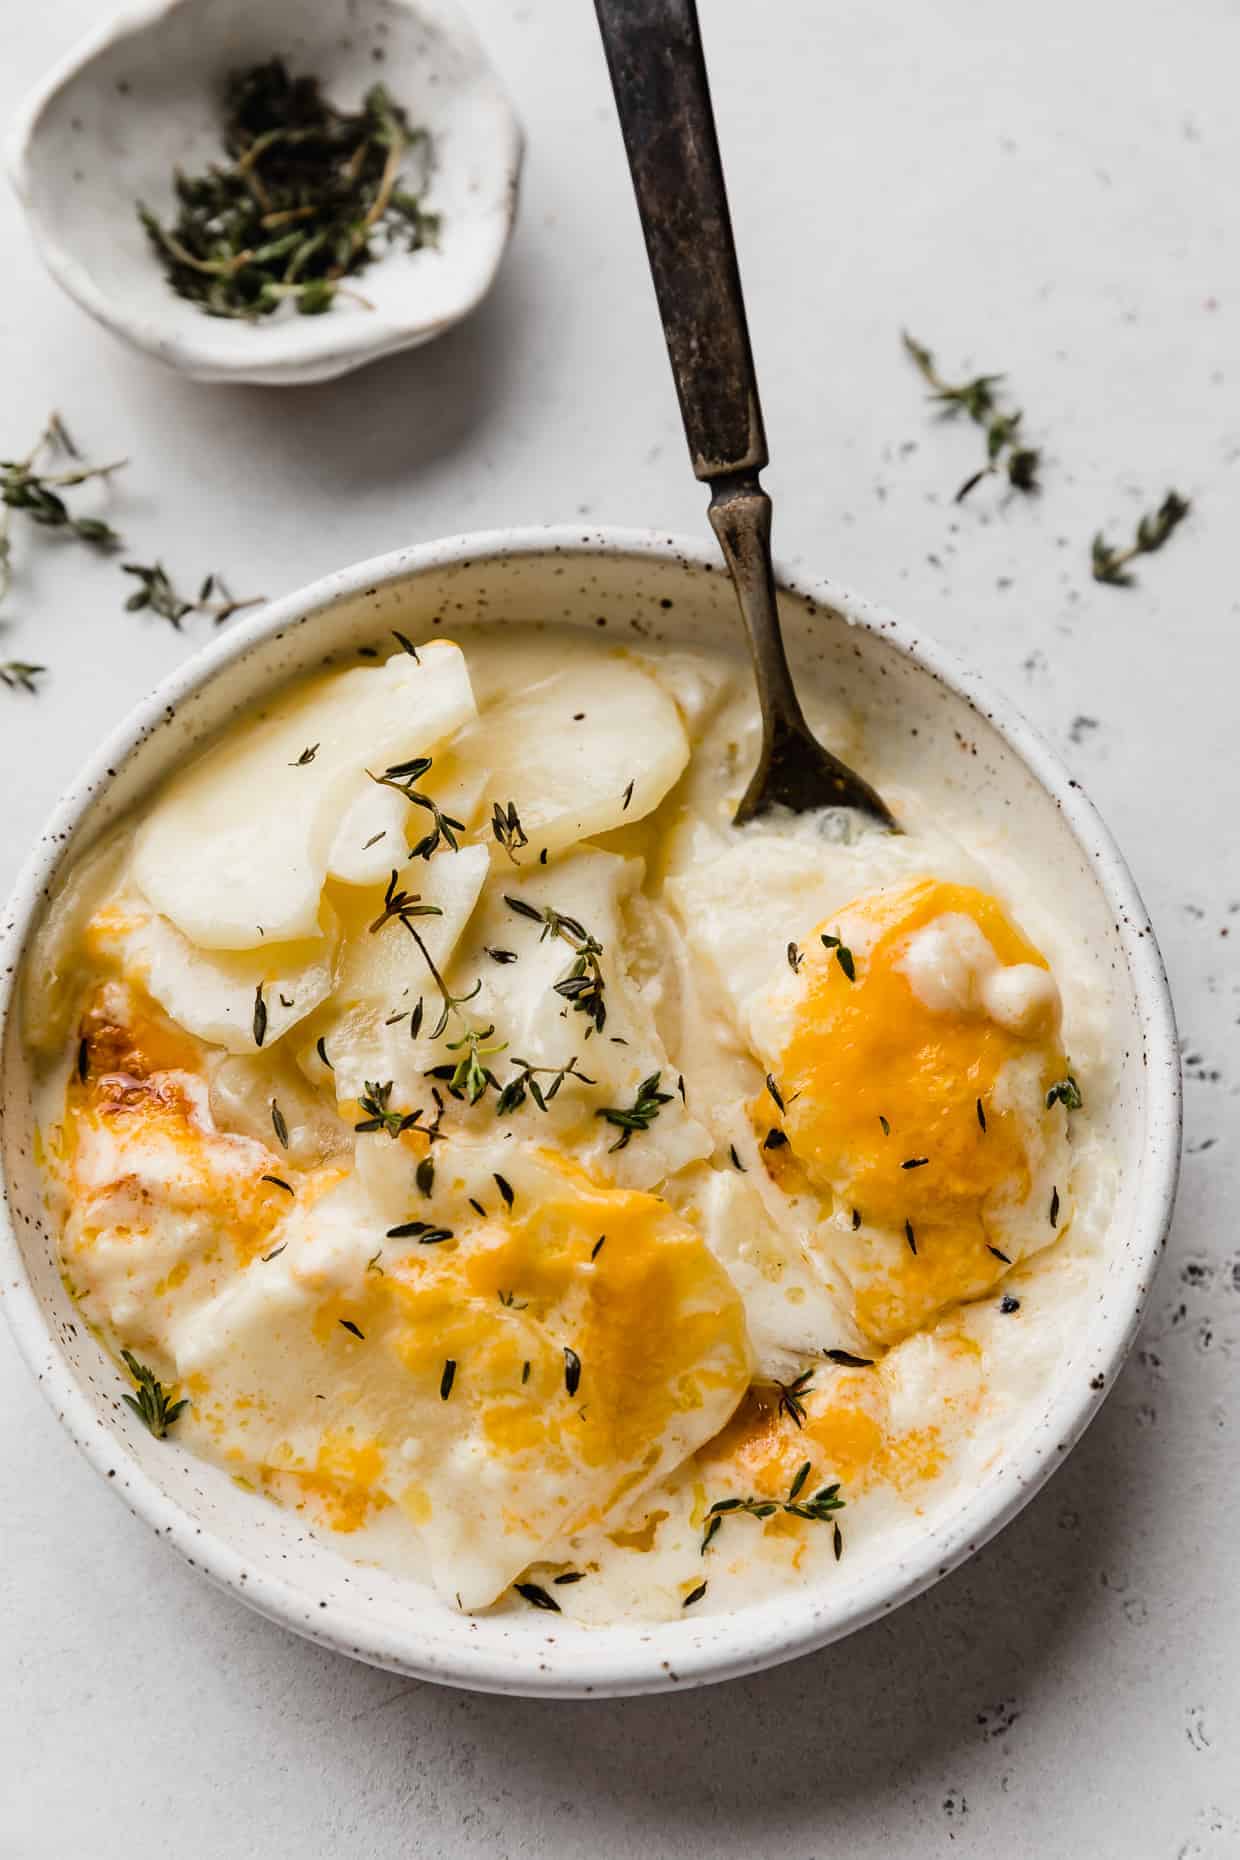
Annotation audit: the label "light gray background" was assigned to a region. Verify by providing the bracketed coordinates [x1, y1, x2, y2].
[1, 1, 1235, 1853]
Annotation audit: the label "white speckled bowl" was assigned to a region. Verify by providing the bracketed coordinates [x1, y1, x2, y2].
[0, 529, 1181, 1697]
[7, 0, 523, 385]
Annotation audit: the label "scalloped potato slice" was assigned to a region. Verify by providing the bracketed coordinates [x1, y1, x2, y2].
[165, 1154, 752, 1609]
[132, 642, 476, 950]
[123, 905, 339, 1054]
[454, 656, 690, 860]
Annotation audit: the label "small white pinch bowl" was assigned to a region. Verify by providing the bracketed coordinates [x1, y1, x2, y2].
[8, 0, 523, 385]
[0, 530, 1181, 1698]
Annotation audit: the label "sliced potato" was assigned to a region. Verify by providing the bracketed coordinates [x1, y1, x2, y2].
[130, 908, 337, 1055]
[453, 653, 689, 860]
[132, 642, 476, 950]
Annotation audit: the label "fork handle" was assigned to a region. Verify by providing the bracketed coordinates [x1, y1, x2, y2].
[593, 0, 767, 484]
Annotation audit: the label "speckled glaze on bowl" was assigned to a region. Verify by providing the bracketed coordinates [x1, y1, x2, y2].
[8, 0, 523, 385]
[0, 529, 1181, 1698]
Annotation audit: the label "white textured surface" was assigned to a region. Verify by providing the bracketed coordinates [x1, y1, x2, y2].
[0, 0, 1235, 1852]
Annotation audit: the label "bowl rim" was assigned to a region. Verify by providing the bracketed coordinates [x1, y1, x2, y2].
[5, 0, 525, 386]
[0, 524, 1182, 1697]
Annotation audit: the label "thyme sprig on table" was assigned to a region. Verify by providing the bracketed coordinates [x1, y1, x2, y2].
[505, 895, 608, 1033]
[370, 757, 465, 861]
[1, 414, 125, 606]
[1, 660, 45, 694]
[902, 331, 1040, 501]
[1091, 492, 1190, 586]
[595, 1071, 673, 1152]
[138, 60, 438, 322]
[701, 1462, 845, 1559]
[122, 561, 263, 628]
[119, 1349, 189, 1439]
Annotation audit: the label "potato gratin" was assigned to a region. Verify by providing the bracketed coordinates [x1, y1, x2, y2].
[26, 626, 1113, 1620]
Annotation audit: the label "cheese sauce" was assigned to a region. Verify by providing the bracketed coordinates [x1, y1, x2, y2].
[26, 625, 1115, 1623]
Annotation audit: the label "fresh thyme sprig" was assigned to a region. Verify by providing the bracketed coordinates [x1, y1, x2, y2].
[119, 1349, 189, 1439]
[122, 561, 263, 629]
[775, 1368, 814, 1428]
[701, 1462, 845, 1558]
[354, 1078, 432, 1139]
[505, 895, 607, 1033]
[368, 868, 445, 937]
[1, 414, 125, 606]
[493, 1053, 594, 1116]
[441, 1023, 507, 1105]
[139, 60, 438, 322]
[1091, 492, 1190, 586]
[491, 800, 529, 864]
[903, 331, 1040, 502]
[595, 1072, 673, 1152]
[369, 757, 465, 861]
[0, 660, 45, 694]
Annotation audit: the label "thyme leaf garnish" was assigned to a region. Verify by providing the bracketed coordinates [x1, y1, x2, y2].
[290, 743, 319, 766]
[493, 1053, 593, 1117]
[491, 799, 529, 863]
[682, 1581, 707, 1608]
[260, 1174, 293, 1195]
[369, 759, 464, 861]
[1045, 1075, 1083, 1112]
[440, 1358, 456, 1399]
[776, 1368, 814, 1428]
[270, 1100, 289, 1149]
[386, 1218, 454, 1244]
[354, 1078, 429, 1139]
[595, 1072, 673, 1151]
[252, 982, 268, 1047]
[563, 1346, 582, 1397]
[820, 931, 856, 982]
[701, 1465, 845, 1555]
[1091, 493, 1189, 586]
[339, 1318, 365, 1340]
[903, 331, 1040, 501]
[823, 1348, 874, 1368]
[119, 1349, 189, 1438]
[504, 895, 607, 1033]
[514, 1581, 560, 1613]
